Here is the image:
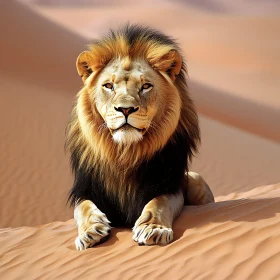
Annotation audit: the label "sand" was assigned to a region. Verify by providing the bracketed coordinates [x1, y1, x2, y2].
[0, 1, 279, 279]
[26, 0, 280, 141]
[1, 184, 280, 279]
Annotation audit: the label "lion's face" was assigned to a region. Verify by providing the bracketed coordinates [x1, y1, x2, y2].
[67, 26, 200, 168]
[73, 29, 194, 155]
[94, 57, 165, 144]
[76, 52, 183, 147]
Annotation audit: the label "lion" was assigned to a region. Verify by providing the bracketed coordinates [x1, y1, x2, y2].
[66, 24, 214, 250]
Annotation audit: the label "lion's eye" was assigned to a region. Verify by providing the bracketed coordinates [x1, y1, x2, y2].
[141, 83, 153, 91]
[103, 83, 114, 90]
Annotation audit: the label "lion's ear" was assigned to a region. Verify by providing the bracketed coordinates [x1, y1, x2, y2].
[76, 51, 94, 83]
[153, 50, 182, 82]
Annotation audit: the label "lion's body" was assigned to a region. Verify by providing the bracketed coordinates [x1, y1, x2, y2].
[66, 25, 214, 249]
[68, 130, 190, 226]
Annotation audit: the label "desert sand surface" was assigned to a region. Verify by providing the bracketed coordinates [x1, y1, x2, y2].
[1, 184, 280, 279]
[0, 0, 280, 279]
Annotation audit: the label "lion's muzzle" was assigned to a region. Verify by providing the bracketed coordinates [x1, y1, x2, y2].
[106, 106, 150, 144]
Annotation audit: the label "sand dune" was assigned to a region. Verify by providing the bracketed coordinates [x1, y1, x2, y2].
[1, 1, 279, 228]
[1, 1, 280, 279]
[1, 184, 280, 279]
[0, 0, 87, 227]
[25, 0, 280, 142]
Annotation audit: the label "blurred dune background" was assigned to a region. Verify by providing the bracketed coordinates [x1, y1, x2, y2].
[0, 1, 280, 279]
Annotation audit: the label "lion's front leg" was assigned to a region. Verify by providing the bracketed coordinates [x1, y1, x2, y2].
[74, 200, 111, 250]
[132, 192, 184, 246]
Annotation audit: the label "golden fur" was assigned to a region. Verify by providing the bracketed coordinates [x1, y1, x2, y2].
[67, 25, 215, 249]
[66, 25, 200, 210]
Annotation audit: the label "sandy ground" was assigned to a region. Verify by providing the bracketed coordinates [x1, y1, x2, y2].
[1, 184, 280, 279]
[0, 1, 280, 279]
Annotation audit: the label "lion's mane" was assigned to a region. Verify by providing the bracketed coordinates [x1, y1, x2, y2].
[66, 25, 200, 226]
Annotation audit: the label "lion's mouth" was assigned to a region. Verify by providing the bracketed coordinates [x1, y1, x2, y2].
[113, 123, 146, 134]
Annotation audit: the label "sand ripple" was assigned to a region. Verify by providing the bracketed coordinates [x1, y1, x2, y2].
[0, 185, 279, 280]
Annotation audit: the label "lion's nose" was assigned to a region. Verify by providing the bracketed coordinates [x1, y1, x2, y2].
[114, 106, 139, 116]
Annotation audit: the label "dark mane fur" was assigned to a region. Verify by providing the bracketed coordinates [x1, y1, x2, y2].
[66, 24, 200, 226]
[68, 130, 191, 226]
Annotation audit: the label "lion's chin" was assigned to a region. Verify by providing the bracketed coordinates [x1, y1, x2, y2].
[112, 124, 144, 145]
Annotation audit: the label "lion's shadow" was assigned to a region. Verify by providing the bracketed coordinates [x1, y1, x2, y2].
[92, 196, 280, 248]
[173, 197, 280, 240]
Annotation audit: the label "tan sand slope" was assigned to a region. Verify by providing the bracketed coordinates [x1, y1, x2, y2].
[0, 1, 87, 227]
[1, 184, 280, 280]
[1, 1, 280, 279]
[0, 1, 279, 230]
[28, 0, 280, 141]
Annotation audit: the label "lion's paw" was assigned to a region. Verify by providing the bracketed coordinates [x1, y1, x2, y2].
[75, 214, 111, 250]
[132, 223, 173, 246]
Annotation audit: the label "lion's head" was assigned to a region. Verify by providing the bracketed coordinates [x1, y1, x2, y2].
[83, 54, 182, 146]
[67, 25, 200, 169]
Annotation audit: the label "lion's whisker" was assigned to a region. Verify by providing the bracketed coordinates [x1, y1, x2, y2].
[98, 123, 108, 133]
